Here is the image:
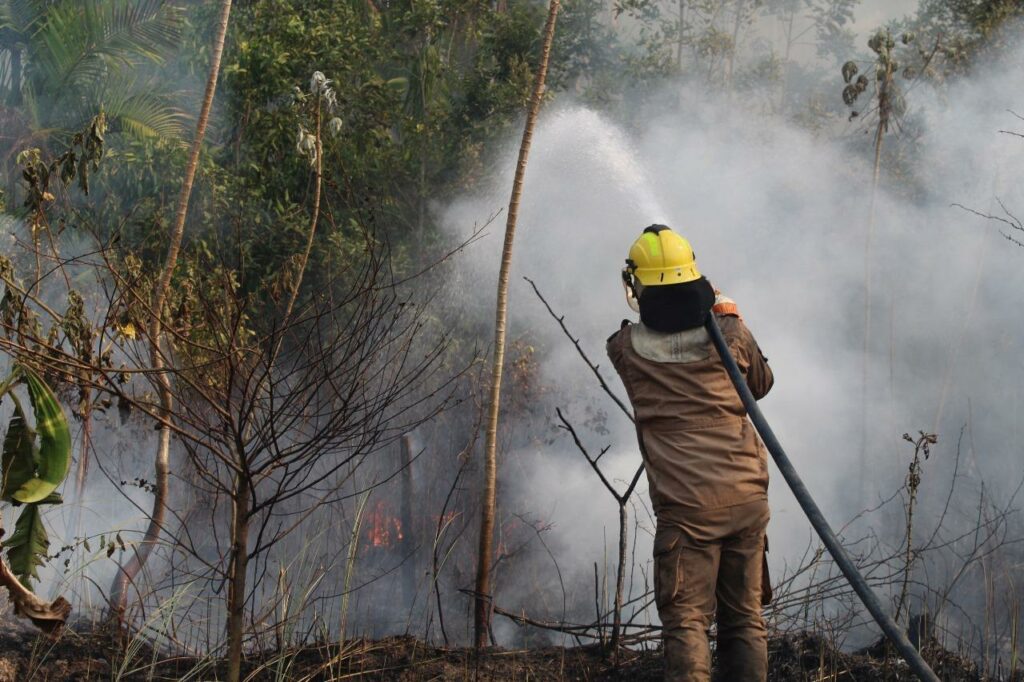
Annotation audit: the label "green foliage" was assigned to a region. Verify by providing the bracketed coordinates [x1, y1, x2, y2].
[16, 112, 107, 214]
[194, 0, 564, 302]
[611, 0, 678, 85]
[12, 369, 72, 504]
[1, 398, 36, 500]
[216, 1, 411, 290]
[25, 0, 179, 88]
[0, 368, 70, 588]
[0, 0, 184, 140]
[905, 0, 1023, 74]
[461, 4, 543, 120]
[807, 0, 858, 64]
[0, 0, 188, 240]
[550, 0, 624, 103]
[838, 29, 915, 117]
[3, 502, 48, 587]
[3, 0, 1021, 280]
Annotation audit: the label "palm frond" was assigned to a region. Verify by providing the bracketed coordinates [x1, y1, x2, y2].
[1, 0, 57, 36]
[107, 91, 185, 141]
[27, 0, 182, 93]
[99, 0, 182, 61]
[55, 73, 185, 142]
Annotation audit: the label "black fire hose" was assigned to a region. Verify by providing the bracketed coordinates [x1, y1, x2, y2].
[704, 314, 939, 682]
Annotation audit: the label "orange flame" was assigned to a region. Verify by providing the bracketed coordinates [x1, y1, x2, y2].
[366, 500, 404, 548]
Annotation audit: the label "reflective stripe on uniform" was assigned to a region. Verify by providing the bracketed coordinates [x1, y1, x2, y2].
[712, 293, 740, 318]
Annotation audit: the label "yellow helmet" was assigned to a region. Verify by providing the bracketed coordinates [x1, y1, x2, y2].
[625, 225, 701, 286]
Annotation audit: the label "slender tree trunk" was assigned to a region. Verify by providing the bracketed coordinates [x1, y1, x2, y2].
[74, 392, 92, 501]
[108, 0, 234, 619]
[400, 434, 416, 609]
[726, 0, 746, 89]
[859, 61, 891, 500]
[418, 150, 427, 238]
[108, 374, 171, 616]
[473, 0, 560, 650]
[676, 0, 686, 68]
[610, 501, 627, 656]
[778, 12, 795, 111]
[279, 101, 323, 331]
[226, 471, 252, 682]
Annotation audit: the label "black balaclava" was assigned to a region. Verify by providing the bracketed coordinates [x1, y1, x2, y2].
[638, 276, 715, 333]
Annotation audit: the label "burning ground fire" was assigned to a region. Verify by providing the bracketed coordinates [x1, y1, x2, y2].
[362, 504, 465, 550]
[366, 499, 404, 548]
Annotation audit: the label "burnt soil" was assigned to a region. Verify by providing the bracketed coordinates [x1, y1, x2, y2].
[0, 622, 996, 680]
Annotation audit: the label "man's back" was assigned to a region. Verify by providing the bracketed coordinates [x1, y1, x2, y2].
[607, 312, 773, 515]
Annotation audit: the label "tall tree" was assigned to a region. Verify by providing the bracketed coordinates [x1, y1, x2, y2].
[107, 0, 233, 620]
[840, 28, 933, 497]
[474, 0, 560, 650]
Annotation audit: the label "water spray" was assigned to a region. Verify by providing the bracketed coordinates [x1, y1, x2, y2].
[704, 313, 939, 682]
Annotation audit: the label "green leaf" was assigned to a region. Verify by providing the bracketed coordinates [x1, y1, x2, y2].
[2, 396, 38, 501]
[3, 503, 49, 588]
[385, 77, 409, 93]
[11, 369, 71, 504]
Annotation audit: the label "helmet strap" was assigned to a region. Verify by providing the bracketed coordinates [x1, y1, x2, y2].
[621, 264, 640, 299]
[621, 266, 640, 313]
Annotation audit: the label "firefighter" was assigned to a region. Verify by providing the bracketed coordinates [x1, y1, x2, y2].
[607, 225, 774, 682]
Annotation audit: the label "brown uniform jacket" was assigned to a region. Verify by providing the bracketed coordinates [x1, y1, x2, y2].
[607, 311, 773, 518]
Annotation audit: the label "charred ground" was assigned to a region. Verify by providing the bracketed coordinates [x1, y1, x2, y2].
[0, 622, 996, 681]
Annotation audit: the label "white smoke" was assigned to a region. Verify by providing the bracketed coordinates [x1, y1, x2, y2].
[439, 40, 1024, 646]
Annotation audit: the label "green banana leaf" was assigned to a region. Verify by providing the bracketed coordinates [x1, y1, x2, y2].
[10, 369, 71, 504]
[2, 503, 49, 588]
[1, 397, 38, 500]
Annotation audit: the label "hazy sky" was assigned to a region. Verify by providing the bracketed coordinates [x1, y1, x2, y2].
[854, 0, 919, 34]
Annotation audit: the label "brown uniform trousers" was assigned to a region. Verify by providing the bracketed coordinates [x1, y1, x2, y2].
[608, 309, 774, 682]
[655, 500, 770, 681]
